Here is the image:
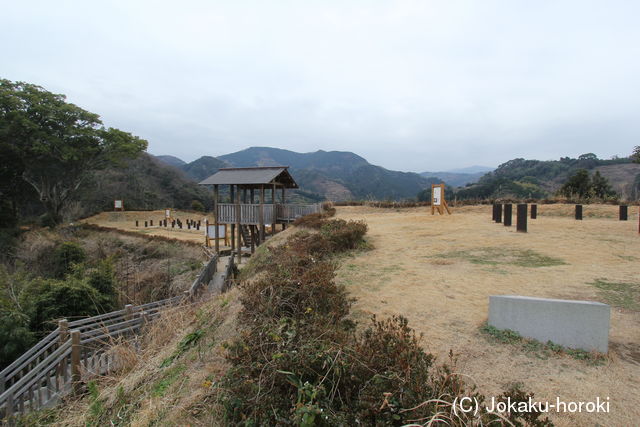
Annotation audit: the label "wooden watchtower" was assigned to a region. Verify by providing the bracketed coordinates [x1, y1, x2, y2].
[199, 166, 320, 264]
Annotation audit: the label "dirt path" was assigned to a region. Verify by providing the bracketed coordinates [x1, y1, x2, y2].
[335, 204, 640, 426]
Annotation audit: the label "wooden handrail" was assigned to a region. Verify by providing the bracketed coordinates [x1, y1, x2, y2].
[0, 253, 234, 419]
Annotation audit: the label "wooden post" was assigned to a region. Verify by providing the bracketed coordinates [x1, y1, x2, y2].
[531, 204, 537, 219]
[272, 182, 277, 235]
[516, 204, 527, 232]
[259, 185, 265, 244]
[503, 204, 512, 226]
[5, 389, 14, 420]
[281, 186, 286, 230]
[124, 304, 134, 321]
[250, 225, 256, 254]
[71, 330, 81, 394]
[492, 204, 497, 221]
[236, 185, 242, 265]
[214, 185, 219, 254]
[619, 205, 628, 221]
[135, 220, 138, 227]
[230, 185, 235, 254]
[495, 204, 502, 223]
[57, 319, 69, 384]
[575, 204, 583, 220]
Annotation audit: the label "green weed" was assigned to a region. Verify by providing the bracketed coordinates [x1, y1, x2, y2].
[434, 247, 565, 268]
[480, 324, 605, 365]
[152, 364, 187, 397]
[589, 279, 640, 310]
[160, 329, 205, 367]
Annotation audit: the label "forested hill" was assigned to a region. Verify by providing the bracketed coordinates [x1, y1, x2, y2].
[77, 153, 212, 215]
[455, 154, 640, 200]
[160, 147, 441, 201]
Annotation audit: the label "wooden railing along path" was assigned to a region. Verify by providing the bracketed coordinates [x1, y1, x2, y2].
[216, 203, 320, 225]
[0, 254, 234, 420]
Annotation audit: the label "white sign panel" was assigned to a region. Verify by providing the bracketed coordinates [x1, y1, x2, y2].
[114, 200, 123, 209]
[206, 225, 226, 238]
[165, 209, 171, 218]
[432, 187, 442, 206]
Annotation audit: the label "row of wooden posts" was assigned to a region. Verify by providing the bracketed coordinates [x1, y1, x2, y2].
[492, 203, 532, 232]
[492, 203, 635, 232]
[135, 218, 201, 230]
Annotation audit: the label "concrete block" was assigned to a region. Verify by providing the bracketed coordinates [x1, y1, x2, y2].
[488, 295, 610, 353]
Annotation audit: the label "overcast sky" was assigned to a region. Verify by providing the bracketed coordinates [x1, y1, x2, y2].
[2, 1, 639, 172]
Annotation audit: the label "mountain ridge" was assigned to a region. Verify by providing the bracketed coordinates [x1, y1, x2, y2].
[156, 147, 437, 201]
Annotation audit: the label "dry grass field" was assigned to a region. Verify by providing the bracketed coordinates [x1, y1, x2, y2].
[335, 204, 639, 426]
[80, 210, 217, 244]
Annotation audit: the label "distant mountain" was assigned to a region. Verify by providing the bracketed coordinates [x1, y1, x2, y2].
[180, 156, 229, 181]
[155, 155, 186, 168]
[455, 155, 638, 200]
[205, 146, 435, 201]
[445, 165, 494, 174]
[420, 171, 486, 187]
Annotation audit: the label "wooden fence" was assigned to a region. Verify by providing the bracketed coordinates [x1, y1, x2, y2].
[216, 203, 320, 225]
[0, 254, 229, 420]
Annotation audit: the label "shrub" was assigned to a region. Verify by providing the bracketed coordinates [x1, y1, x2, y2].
[292, 212, 327, 229]
[0, 312, 34, 369]
[52, 241, 86, 279]
[221, 212, 548, 425]
[191, 200, 205, 212]
[320, 219, 368, 251]
[88, 259, 117, 302]
[21, 276, 112, 332]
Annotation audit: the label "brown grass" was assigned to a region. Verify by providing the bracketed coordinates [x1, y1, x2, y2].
[80, 210, 217, 245]
[49, 290, 242, 426]
[334, 204, 640, 427]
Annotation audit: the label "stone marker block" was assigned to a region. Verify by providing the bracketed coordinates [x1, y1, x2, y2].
[488, 295, 610, 353]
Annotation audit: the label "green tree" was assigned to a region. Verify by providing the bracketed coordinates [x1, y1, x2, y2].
[590, 171, 616, 199]
[558, 169, 591, 198]
[51, 241, 86, 279]
[21, 276, 112, 333]
[0, 312, 34, 368]
[0, 79, 147, 224]
[632, 146, 640, 163]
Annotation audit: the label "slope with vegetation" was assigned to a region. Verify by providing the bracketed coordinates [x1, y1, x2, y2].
[24, 211, 551, 426]
[455, 153, 638, 200]
[0, 226, 204, 370]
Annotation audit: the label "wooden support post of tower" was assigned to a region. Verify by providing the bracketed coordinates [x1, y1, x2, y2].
[272, 182, 277, 235]
[430, 184, 451, 215]
[214, 184, 219, 254]
[259, 185, 265, 244]
[236, 185, 242, 265]
[230, 185, 235, 254]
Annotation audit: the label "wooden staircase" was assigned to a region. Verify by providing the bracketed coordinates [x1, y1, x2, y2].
[239, 225, 258, 248]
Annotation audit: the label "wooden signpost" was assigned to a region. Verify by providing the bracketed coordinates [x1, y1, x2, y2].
[431, 184, 451, 215]
[204, 219, 229, 247]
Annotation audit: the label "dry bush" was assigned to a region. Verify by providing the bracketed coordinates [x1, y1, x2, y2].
[320, 219, 368, 251]
[221, 214, 550, 426]
[13, 230, 57, 275]
[293, 212, 327, 229]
